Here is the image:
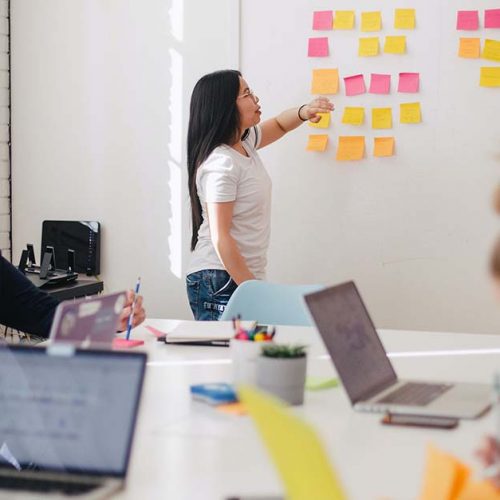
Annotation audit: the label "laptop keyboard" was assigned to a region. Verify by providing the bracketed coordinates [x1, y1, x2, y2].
[0, 475, 101, 496]
[376, 382, 453, 406]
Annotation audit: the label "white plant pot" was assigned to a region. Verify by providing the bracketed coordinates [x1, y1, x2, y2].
[256, 355, 307, 405]
[231, 339, 273, 385]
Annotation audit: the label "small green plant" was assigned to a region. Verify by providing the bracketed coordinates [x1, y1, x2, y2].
[261, 344, 307, 358]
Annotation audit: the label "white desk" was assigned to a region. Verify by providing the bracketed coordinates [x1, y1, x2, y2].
[118, 321, 500, 500]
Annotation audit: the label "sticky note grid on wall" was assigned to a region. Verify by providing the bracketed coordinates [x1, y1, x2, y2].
[456, 8, 500, 86]
[307, 7, 420, 161]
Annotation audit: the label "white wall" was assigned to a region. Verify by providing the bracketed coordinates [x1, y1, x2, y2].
[241, 0, 500, 334]
[11, 0, 238, 319]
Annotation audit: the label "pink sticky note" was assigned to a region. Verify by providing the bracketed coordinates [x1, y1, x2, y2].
[313, 11, 333, 30]
[398, 72, 419, 93]
[145, 325, 166, 338]
[112, 338, 145, 349]
[485, 9, 500, 28]
[369, 73, 390, 94]
[308, 37, 329, 57]
[457, 11, 479, 30]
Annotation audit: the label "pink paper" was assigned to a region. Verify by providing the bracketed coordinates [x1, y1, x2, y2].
[398, 72, 419, 93]
[456, 11, 479, 30]
[369, 73, 391, 94]
[145, 325, 166, 338]
[308, 37, 329, 57]
[485, 9, 500, 28]
[313, 11, 333, 30]
[112, 338, 145, 349]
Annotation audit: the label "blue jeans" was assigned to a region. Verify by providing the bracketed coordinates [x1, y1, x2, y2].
[186, 270, 238, 321]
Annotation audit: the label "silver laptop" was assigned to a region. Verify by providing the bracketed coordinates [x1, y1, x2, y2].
[49, 292, 126, 348]
[304, 282, 491, 419]
[0, 345, 146, 498]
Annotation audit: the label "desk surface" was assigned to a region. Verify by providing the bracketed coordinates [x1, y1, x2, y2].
[117, 321, 500, 500]
[25, 273, 103, 301]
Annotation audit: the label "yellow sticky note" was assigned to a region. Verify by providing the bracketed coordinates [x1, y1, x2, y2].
[459, 38, 481, 58]
[482, 39, 500, 62]
[306, 135, 329, 152]
[239, 386, 346, 500]
[359, 37, 379, 57]
[336, 136, 365, 161]
[420, 445, 471, 500]
[361, 11, 381, 32]
[480, 67, 500, 87]
[372, 108, 392, 129]
[457, 480, 500, 500]
[334, 11, 355, 30]
[309, 112, 330, 129]
[342, 107, 364, 125]
[311, 69, 339, 94]
[400, 102, 421, 124]
[384, 36, 406, 54]
[374, 137, 395, 157]
[394, 8, 416, 29]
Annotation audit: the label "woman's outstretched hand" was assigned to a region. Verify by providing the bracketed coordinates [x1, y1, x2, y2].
[301, 97, 335, 123]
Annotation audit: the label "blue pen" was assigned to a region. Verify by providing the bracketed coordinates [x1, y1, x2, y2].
[125, 277, 141, 340]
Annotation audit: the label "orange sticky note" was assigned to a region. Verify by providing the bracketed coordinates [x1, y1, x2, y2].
[459, 38, 481, 58]
[420, 445, 471, 500]
[457, 480, 500, 500]
[311, 69, 339, 94]
[309, 112, 330, 129]
[374, 137, 395, 157]
[216, 402, 247, 416]
[336, 136, 365, 161]
[306, 135, 329, 152]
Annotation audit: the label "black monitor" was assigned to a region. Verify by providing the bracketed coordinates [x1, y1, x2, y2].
[41, 220, 101, 275]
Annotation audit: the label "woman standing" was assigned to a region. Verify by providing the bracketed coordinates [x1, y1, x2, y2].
[186, 69, 333, 320]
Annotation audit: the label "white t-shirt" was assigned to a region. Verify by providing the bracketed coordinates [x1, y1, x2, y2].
[187, 126, 272, 279]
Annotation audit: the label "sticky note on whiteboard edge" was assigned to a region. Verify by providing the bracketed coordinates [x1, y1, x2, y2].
[309, 112, 331, 129]
[336, 136, 365, 161]
[374, 137, 395, 157]
[306, 134, 329, 152]
[308, 37, 329, 57]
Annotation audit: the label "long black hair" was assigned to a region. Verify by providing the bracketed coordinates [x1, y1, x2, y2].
[187, 70, 242, 251]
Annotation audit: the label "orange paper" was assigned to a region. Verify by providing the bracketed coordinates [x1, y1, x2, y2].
[457, 480, 500, 500]
[420, 445, 471, 500]
[458, 38, 481, 58]
[336, 136, 365, 161]
[311, 69, 339, 94]
[374, 137, 395, 157]
[306, 135, 329, 152]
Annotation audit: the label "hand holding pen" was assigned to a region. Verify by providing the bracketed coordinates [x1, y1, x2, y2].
[117, 278, 146, 333]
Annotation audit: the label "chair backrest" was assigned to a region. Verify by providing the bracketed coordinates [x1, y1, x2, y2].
[220, 280, 324, 326]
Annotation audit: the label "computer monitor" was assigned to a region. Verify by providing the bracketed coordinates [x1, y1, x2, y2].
[41, 220, 101, 275]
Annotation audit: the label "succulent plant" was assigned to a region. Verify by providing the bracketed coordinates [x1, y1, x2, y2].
[261, 344, 307, 358]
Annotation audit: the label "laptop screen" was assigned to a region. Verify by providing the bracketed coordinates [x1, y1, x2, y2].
[0, 346, 146, 477]
[304, 282, 397, 404]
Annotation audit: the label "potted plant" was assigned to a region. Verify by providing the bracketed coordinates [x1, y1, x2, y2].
[256, 344, 307, 405]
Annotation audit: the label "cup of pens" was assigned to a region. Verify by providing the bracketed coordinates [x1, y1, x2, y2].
[230, 316, 275, 385]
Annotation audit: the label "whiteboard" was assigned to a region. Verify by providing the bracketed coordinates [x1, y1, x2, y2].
[241, 0, 500, 333]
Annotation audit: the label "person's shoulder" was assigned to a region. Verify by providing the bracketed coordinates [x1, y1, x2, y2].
[198, 147, 239, 175]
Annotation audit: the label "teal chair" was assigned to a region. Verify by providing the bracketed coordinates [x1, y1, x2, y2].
[220, 280, 324, 326]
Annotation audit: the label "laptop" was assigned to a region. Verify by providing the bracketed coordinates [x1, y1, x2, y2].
[304, 282, 491, 419]
[49, 292, 126, 348]
[0, 345, 146, 498]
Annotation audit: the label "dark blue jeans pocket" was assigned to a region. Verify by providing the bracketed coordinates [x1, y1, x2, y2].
[186, 270, 237, 320]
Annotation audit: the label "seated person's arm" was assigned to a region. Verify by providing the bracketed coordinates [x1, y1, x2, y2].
[0, 255, 59, 338]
